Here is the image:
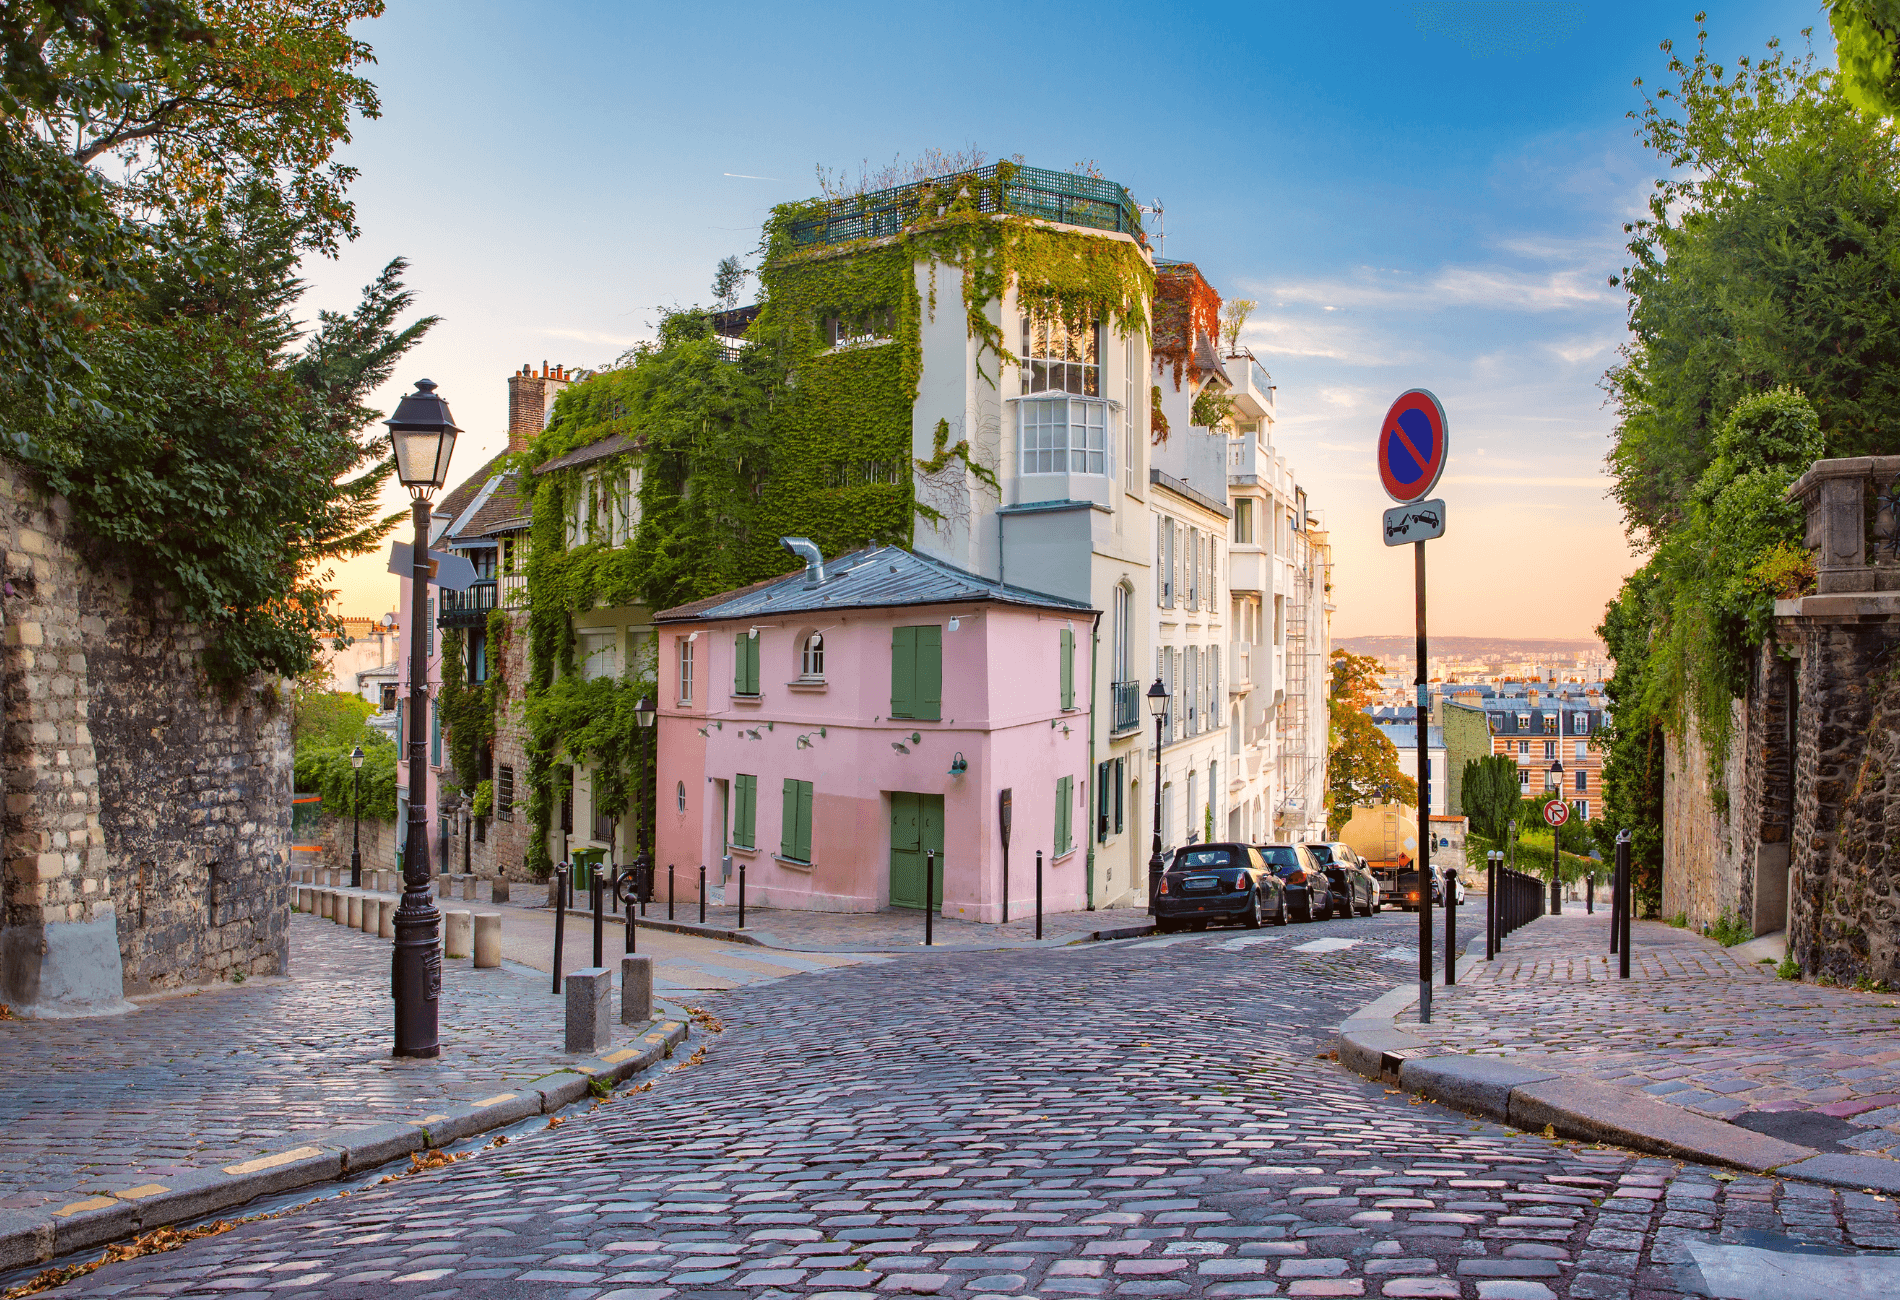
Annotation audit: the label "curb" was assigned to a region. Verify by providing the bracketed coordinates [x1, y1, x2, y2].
[552, 905, 1154, 954]
[1333, 960, 1900, 1194]
[0, 1017, 689, 1273]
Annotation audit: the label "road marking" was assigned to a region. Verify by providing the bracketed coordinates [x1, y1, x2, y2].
[1686, 1239, 1900, 1299]
[114, 1184, 169, 1200]
[1379, 947, 1420, 962]
[473, 1092, 516, 1108]
[52, 1197, 118, 1217]
[1291, 937, 1362, 953]
[1216, 935, 1279, 951]
[221, 1146, 322, 1176]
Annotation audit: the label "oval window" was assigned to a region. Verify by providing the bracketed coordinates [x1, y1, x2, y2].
[676, 781, 686, 813]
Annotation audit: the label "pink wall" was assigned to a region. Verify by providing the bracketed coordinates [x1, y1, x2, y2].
[654, 601, 1095, 922]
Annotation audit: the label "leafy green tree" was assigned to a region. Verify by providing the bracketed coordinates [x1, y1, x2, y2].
[1830, 0, 1900, 115]
[293, 678, 375, 751]
[1326, 650, 1417, 832]
[1461, 753, 1522, 842]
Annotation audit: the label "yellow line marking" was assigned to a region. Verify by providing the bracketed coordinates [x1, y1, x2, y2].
[473, 1093, 516, 1108]
[114, 1184, 169, 1200]
[53, 1197, 118, 1217]
[600, 1047, 639, 1063]
[221, 1146, 322, 1176]
[410, 1114, 448, 1127]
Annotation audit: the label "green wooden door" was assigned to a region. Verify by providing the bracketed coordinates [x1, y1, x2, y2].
[889, 792, 945, 910]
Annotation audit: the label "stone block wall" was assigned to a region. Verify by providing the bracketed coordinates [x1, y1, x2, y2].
[486, 609, 537, 879]
[0, 462, 293, 1014]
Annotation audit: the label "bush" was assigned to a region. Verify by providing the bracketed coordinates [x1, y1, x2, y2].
[1777, 954, 1799, 980]
[1705, 910, 1753, 947]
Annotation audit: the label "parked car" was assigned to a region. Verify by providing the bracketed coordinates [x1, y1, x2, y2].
[1304, 841, 1380, 917]
[1256, 842, 1334, 921]
[1154, 843, 1288, 932]
[1392, 864, 1443, 911]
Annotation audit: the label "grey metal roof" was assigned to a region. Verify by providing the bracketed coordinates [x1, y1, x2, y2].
[536, 432, 637, 475]
[1378, 723, 1445, 750]
[654, 544, 1096, 624]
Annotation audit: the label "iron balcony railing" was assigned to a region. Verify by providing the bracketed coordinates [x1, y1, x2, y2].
[437, 579, 497, 628]
[786, 164, 1145, 250]
[1111, 680, 1142, 733]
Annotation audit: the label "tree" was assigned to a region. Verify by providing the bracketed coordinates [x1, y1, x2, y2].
[1220, 298, 1255, 353]
[1326, 649, 1417, 831]
[1830, 0, 1900, 115]
[712, 255, 749, 309]
[1461, 753, 1522, 842]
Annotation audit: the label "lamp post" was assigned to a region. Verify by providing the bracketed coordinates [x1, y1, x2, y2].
[634, 696, 656, 907]
[1549, 705, 1565, 896]
[1146, 677, 1170, 910]
[349, 744, 365, 888]
[386, 378, 459, 1060]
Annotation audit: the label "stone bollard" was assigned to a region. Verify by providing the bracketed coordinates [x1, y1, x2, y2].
[443, 909, 472, 959]
[346, 894, 362, 929]
[378, 898, 395, 940]
[564, 967, 613, 1055]
[620, 955, 652, 1025]
[460, 876, 476, 901]
[317, 889, 332, 920]
[360, 894, 377, 934]
[473, 913, 501, 968]
[547, 875, 562, 910]
[490, 878, 510, 905]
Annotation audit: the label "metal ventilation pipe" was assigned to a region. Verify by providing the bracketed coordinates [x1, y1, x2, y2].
[780, 536, 825, 587]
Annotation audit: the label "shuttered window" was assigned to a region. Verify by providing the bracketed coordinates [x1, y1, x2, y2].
[733, 632, 760, 696]
[1059, 627, 1075, 710]
[497, 765, 515, 821]
[1056, 775, 1073, 854]
[732, 773, 757, 848]
[780, 778, 814, 862]
[890, 625, 943, 720]
[426, 597, 434, 656]
[430, 700, 441, 767]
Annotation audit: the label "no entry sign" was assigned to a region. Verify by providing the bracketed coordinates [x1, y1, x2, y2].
[1543, 798, 1570, 828]
[1377, 389, 1450, 504]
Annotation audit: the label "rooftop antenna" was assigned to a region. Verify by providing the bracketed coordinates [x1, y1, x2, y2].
[1138, 199, 1164, 256]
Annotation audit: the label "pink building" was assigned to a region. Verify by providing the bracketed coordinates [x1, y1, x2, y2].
[653, 541, 1098, 922]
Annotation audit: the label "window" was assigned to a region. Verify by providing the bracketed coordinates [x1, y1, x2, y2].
[1274, 595, 1284, 647]
[732, 773, 758, 848]
[497, 765, 515, 822]
[430, 700, 441, 767]
[1185, 647, 1198, 734]
[1518, 739, 1529, 756]
[678, 637, 695, 705]
[426, 597, 434, 656]
[1097, 761, 1112, 842]
[733, 631, 761, 696]
[1186, 770, 1199, 843]
[396, 700, 404, 749]
[1021, 312, 1100, 395]
[1059, 626, 1076, 710]
[593, 808, 616, 843]
[1543, 739, 1555, 760]
[1544, 713, 1558, 734]
[1113, 584, 1131, 683]
[1575, 769, 1588, 792]
[801, 632, 825, 680]
[890, 625, 942, 720]
[1186, 529, 1199, 610]
[1517, 712, 1531, 731]
[1018, 396, 1110, 475]
[1518, 769, 1530, 791]
[779, 778, 814, 862]
[381, 683, 397, 712]
[826, 307, 894, 349]
[578, 629, 619, 681]
[468, 629, 487, 684]
[1576, 714, 1592, 734]
[559, 768, 573, 834]
[1575, 740, 1586, 761]
[1234, 498, 1254, 544]
[1056, 774, 1074, 854]
[1114, 756, 1125, 834]
[1158, 518, 1174, 607]
[676, 780, 686, 813]
[1574, 799, 1589, 820]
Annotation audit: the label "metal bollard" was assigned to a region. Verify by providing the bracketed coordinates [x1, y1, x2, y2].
[1616, 828, 1632, 979]
[552, 865, 569, 995]
[925, 849, 935, 947]
[669, 864, 676, 920]
[1485, 853, 1497, 961]
[1035, 849, 1044, 941]
[592, 874, 604, 969]
[699, 864, 707, 924]
[1587, 872, 1595, 914]
[1444, 869, 1456, 986]
[738, 860, 747, 929]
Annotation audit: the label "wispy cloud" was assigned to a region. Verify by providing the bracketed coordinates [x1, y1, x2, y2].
[723, 172, 784, 181]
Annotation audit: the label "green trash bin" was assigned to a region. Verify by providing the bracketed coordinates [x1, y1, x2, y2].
[571, 848, 604, 896]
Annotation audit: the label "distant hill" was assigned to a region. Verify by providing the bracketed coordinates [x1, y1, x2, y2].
[1336, 635, 1607, 658]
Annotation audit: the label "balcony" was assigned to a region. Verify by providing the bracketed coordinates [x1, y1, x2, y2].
[1222, 349, 1275, 421]
[785, 164, 1145, 251]
[1111, 680, 1142, 734]
[438, 580, 497, 628]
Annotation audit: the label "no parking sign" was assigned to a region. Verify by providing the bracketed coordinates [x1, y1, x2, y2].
[1377, 389, 1450, 503]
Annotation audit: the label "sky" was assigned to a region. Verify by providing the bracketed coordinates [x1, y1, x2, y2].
[306, 0, 1834, 639]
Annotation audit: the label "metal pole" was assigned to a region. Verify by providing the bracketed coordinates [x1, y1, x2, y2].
[591, 873, 604, 969]
[925, 849, 935, 946]
[551, 865, 568, 995]
[1617, 828, 1632, 979]
[1485, 852, 1496, 961]
[1148, 711, 1164, 911]
[393, 496, 442, 1058]
[1036, 850, 1044, 941]
[699, 864, 707, 924]
[668, 864, 675, 920]
[1445, 868, 1456, 985]
[1587, 871, 1595, 914]
[1609, 853, 1621, 954]
[737, 860, 746, 930]
[351, 765, 362, 889]
[1002, 841, 1010, 926]
[1415, 538, 1431, 1025]
[623, 868, 636, 954]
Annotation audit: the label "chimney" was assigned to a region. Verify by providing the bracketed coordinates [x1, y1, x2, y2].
[506, 360, 572, 453]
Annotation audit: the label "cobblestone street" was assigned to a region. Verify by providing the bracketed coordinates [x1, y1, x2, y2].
[1408, 914, 1900, 1155]
[26, 908, 1900, 1299]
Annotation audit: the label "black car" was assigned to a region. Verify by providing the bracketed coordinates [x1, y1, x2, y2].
[1393, 864, 1444, 911]
[1304, 841, 1380, 917]
[1255, 842, 1334, 921]
[1154, 843, 1289, 932]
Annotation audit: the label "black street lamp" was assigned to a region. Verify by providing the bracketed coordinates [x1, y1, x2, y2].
[1146, 677, 1170, 910]
[349, 744, 365, 888]
[386, 378, 459, 1060]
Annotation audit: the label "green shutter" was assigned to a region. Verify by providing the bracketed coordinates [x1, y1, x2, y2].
[1060, 627, 1075, 710]
[891, 626, 917, 717]
[735, 633, 761, 695]
[917, 625, 941, 721]
[734, 774, 756, 848]
[1056, 775, 1072, 854]
[780, 778, 797, 858]
[430, 700, 441, 767]
[747, 635, 760, 694]
[426, 597, 434, 656]
[735, 633, 747, 695]
[795, 781, 813, 862]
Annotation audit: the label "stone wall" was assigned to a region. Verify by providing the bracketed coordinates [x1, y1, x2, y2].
[485, 609, 537, 879]
[1661, 701, 1743, 928]
[0, 462, 293, 1015]
[310, 808, 401, 880]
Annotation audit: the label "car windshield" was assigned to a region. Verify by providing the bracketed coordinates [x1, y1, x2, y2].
[1258, 845, 1302, 874]
[1174, 848, 1237, 870]
[1304, 844, 1337, 866]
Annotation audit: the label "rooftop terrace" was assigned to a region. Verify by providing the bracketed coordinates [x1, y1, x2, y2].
[784, 163, 1145, 251]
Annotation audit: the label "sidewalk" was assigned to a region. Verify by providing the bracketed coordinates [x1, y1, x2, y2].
[1335, 908, 1900, 1193]
[0, 914, 689, 1273]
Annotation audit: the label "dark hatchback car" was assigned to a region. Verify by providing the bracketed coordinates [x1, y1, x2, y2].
[1154, 843, 1289, 932]
[1393, 864, 1444, 910]
[1304, 841, 1380, 917]
[1256, 843, 1334, 921]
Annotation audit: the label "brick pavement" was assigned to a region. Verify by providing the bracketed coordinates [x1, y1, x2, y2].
[634, 901, 1155, 951]
[0, 914, 689, 1218]
[25, 909, 1900, 1299]
[1408, 913, 1900, 1157]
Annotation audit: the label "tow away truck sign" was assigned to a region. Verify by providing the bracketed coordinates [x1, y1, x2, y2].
[1383, 498, 1446, 546]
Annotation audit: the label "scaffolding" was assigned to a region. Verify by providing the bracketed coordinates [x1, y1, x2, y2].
[1278, 529, 1313, 833]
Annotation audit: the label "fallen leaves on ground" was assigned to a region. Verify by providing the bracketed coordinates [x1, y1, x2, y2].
[379, 1149, 464, 1183]
[682, 1004, 726, 1034]
[546, 1115, 566, 1129]
[3, 1212, 279, 1298]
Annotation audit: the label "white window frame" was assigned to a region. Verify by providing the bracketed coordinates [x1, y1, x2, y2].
[1016, 395, 1115, 477]
[678, 637, 695, 705]
[801, 632, 825, 680]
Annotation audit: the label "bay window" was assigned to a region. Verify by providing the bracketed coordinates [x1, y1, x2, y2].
[1019, 395, 1112, 476]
